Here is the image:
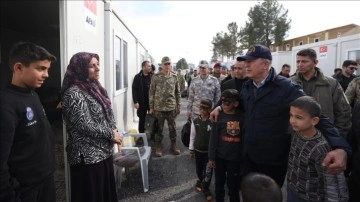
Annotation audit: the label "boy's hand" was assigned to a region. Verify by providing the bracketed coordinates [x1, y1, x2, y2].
[322, 148, 347, 174]
[208, 160, 216, 168]
[189, 152, 194, 160]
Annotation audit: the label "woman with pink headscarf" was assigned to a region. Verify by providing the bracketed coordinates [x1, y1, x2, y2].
[61, 52, 121, 202]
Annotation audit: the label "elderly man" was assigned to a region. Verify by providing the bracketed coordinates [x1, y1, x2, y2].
[211, 44, 351, 187]
[187, 60, 220, 119]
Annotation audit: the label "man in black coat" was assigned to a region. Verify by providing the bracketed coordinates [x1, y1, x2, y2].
[221, 60, 248, 93]
[132, 60, 153, 136]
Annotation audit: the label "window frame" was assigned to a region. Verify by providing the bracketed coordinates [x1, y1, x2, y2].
[113, 32, 128, 96]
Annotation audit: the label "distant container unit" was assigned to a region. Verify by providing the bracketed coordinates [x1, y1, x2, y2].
[271, 34, 360, 76]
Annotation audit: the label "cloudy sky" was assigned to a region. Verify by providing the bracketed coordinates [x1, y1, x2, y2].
[113, 1, 360, 65]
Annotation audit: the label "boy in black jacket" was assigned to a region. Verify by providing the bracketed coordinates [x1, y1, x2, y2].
[0, 42, 57, 202]
[189, 99, 213, 201]
[208, 89, 243, 202]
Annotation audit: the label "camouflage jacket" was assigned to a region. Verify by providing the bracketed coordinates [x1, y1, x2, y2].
[345, 76, 360, 106]
[187, 75, 220, 115]
[177, 74, 186, 93]
[149, 71, 181, 111]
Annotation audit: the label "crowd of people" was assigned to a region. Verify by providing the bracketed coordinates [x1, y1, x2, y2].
[0, 41, 359, 202]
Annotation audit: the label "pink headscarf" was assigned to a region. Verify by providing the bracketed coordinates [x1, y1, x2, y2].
[61, 52, 113, 121]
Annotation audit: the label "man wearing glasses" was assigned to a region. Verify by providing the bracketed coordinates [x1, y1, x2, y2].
[149, 56, 181, 157]
[333, 60, 358, 91]
[187, 60, 221, 119]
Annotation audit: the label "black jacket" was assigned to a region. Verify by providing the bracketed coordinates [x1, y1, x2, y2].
[132, 70, 151, 110]
[221, 77, 248, 93]
[0, 84, 55, 201]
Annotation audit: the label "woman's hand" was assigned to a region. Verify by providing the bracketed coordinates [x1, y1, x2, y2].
[112, 129, 122, 145]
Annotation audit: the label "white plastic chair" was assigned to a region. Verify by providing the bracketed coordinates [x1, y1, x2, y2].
[113, 133, 152, 192]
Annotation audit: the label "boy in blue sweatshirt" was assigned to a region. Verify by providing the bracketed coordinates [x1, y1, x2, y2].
[0, 42, 57, 202]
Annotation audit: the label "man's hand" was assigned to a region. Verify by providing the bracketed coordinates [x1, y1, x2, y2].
[149, 109, 155, 114]
[322, 148, 347, 174]
[210, 106, 220, 122]
[134, 103, 139, 109]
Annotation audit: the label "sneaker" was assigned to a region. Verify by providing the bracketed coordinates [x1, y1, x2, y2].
[203, 190, 213, 201]
[195, 180, 202, 192]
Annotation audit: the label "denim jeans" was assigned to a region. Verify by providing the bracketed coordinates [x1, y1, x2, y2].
[287, 187, 307, 202]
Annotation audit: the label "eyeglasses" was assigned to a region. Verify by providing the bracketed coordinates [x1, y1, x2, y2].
[164, 63, 171, 65]
[221, 99, 234, 106]
[349, 67, 358, 70]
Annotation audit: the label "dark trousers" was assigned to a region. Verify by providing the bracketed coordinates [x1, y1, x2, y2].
[215, 157, 241, 202]
[17, 175, 56, 202]
[287, 187, 307, 202]
[349, 170, 360, 202]
[137, 106, 148, 133]
[242, 155, 287, 187]
[70, 157, 117, 202]
[195, 150, 212, 190]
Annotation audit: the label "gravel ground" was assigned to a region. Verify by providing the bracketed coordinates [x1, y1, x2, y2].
[54, 97, 287, 202]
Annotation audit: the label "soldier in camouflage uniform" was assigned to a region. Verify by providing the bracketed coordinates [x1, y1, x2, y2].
[177, 69, 186, 94]
[149, 56, 181, 157]
[187, 60, 221, 119]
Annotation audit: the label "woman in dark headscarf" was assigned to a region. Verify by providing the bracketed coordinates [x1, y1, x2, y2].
[61, 52, 122, 202]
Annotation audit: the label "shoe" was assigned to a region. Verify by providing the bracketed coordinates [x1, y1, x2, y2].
[203, 189, 213, 201]
[195, 180, 202, 192]
[155, 147, 162, 157]
[171, 142, 180, 155]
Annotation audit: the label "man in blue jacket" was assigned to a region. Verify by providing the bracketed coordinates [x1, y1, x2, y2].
[212, 44, 351, 187]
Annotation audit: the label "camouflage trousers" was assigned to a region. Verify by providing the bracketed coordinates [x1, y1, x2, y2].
[154, 110, 177, 144]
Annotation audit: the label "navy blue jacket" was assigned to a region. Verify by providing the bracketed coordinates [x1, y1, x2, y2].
[241, 67, 351, 165]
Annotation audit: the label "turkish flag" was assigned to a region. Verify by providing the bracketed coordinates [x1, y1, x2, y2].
[319, 46, 328, 53]
[84, 0, 97, 15]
